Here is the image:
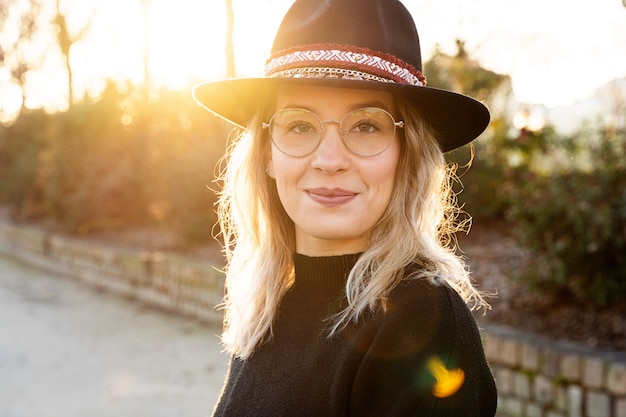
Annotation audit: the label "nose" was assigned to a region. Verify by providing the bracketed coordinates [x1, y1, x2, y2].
[310, 121, 350, 174]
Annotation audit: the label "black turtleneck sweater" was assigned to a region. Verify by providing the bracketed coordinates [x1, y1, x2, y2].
[212, 254, 497, 417]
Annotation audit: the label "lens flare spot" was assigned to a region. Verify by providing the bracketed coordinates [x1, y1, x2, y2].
[427, 356, 465, 398]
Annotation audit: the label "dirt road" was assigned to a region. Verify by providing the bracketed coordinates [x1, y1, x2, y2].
[0, 254, 228, 417]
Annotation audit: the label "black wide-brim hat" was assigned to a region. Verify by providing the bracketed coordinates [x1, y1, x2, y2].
[193, 0, 490, 152]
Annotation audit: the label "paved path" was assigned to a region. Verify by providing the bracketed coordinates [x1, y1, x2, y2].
[0, 253, 229, 417]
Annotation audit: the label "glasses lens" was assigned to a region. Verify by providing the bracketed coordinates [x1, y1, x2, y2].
[342, 108, 396, 156]
[269, 109, 321, 157]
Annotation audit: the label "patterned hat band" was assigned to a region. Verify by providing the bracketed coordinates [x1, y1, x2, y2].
[264, 44, 427, 87]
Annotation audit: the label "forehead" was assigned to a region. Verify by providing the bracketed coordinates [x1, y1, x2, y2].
[273, 85, 396, 114]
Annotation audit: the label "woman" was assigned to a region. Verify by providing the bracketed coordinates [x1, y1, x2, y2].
[193, 0, 497, 416]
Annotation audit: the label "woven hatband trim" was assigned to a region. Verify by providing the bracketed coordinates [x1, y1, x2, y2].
[268, 67, 397, 83]
[265, 44, 426, 86]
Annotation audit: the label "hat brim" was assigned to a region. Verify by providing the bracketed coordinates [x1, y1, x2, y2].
[192, 77, 489, 153]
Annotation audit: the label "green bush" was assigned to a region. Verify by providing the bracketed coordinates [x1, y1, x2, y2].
[506, 129, 626, 306]
[450, 121, 560, 221]
[449, 141, 517, 221]
[0, 83, 229, 243]
[0, 110, 52, 216]
[37, 86, 147, 229]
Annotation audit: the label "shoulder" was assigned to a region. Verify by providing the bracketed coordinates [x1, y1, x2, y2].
[350, 279, 497, 416]
[386, 278, 474, 327]
[366, 278, 482, 357]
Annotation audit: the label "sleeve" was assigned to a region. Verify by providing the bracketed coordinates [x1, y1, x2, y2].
[349, 282, 497, 417]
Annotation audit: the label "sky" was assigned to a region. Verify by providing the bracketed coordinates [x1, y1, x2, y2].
[415, 0, 626, 106]
[1, 0, 625, 121]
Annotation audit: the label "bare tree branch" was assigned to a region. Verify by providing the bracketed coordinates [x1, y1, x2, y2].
[0, 0, 43, 114]
[53, 0, 94, 106]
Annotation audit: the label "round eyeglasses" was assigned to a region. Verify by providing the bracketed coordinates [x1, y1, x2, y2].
[262, 107, 404, 157]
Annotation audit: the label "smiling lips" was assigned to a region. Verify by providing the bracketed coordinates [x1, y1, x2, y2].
[306, 188, 357, 207]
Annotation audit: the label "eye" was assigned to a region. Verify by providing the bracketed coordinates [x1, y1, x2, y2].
[350, 120, 381, 134]
[286, 120, 318, 134]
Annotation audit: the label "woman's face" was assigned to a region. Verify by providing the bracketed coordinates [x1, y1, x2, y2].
[266, 85, 401, 256]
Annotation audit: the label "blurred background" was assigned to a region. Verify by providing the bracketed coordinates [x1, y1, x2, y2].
[1, 2, 625, 417]
[0, 0, 625, 342]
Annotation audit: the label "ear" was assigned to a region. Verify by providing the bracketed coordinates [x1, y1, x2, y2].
[266, 158, 276, 179]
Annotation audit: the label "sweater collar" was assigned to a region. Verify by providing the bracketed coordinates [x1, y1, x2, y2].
[292, 253, 362, 297]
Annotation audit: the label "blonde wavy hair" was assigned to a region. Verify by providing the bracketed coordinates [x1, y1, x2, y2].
[216, 96, 489, 359]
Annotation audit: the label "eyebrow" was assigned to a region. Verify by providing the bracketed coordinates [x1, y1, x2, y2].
[279, 100, 393, 113]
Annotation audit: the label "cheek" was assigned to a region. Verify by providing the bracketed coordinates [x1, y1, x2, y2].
[373, 169, 398, 213]
[269, 153, 303, 199]
[372, 153, 401, 216]
[374, 145, 400, 196]
[270, 152, 295, 181]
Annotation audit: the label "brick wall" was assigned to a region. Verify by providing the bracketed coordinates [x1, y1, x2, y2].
[483, 325, 626, 417]
[1, 221, 625, 417]
[0, 222, 224, 324]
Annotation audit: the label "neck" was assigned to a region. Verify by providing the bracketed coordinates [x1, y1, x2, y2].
[295, 231, 369, 257]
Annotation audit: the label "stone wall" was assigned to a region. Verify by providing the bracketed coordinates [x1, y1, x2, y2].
[1, 221, 625, 417]
[483, 325, 626, 417]
[0, 222, 224, 324]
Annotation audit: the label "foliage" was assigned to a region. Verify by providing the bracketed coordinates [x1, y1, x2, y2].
[424, 40, 518, 220]
[0, 83, 229, 242]
[0, 110, 50, 211]
[424, 40, 509, 104]
[505, 128, 626, 306]
[426, 41, 626, 307]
